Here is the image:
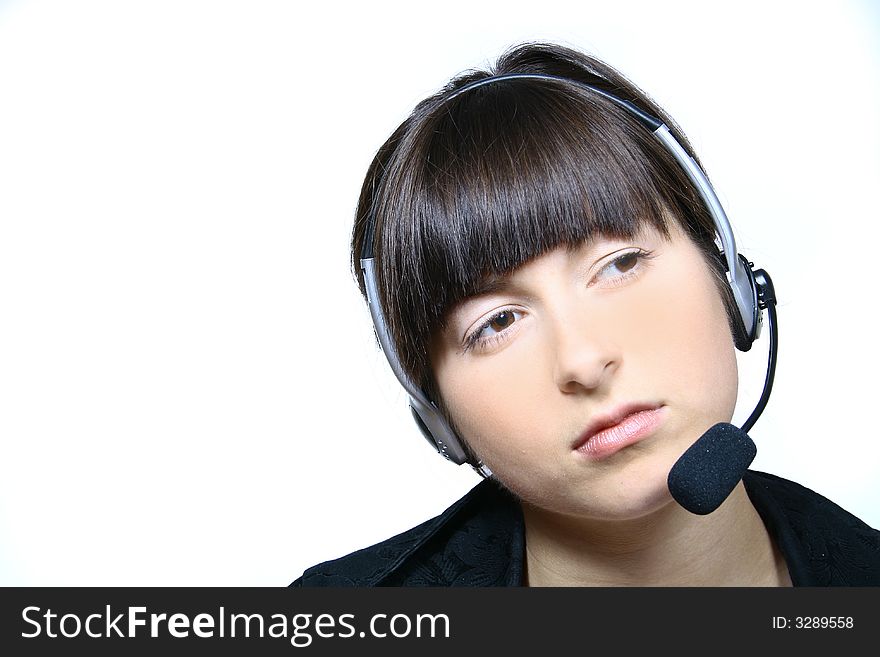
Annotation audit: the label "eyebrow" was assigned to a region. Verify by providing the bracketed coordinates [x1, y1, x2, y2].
[466, 238, 598, 300]
[468, 272, 514, 299]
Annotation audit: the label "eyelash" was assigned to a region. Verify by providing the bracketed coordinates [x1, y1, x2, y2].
[462, 248, 656, 353]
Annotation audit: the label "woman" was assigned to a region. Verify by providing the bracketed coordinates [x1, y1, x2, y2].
[293, 42, 880, 586]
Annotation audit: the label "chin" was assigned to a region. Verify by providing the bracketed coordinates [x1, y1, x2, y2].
[499, 442, 687, 521]
[584, 455, 680, 521]
[517, 469, 676, 523]
[607, 481, 676, 521]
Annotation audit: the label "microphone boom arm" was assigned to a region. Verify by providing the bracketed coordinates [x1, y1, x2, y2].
[740, 268, 777, 434]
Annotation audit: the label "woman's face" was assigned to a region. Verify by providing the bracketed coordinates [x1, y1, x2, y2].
[429, 218, 739, 521]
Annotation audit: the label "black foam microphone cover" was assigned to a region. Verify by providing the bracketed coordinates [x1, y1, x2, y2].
[667, 422, 757, 515]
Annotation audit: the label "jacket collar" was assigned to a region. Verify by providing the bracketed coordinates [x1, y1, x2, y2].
[297, 470, 880, 586]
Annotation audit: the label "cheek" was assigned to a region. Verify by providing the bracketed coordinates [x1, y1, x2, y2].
[436, 346, 546, 463]
[624, 258, 738, 420]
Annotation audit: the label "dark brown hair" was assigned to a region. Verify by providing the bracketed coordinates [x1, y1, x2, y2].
[351, 42, 738, 411]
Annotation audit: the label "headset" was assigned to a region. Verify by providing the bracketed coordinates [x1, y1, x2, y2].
[359, 73, 778, 479]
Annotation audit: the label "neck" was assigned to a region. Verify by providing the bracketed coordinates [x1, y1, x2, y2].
[521, 482, 791, 587]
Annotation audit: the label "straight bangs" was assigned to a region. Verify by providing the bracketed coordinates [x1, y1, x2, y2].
[375, 80, 677, 385]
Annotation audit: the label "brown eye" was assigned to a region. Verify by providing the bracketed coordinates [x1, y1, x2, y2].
[489, 311, 515, 331]
[614, 252, 639, 273]
[465, 309, 525, 351]
[592, 249, 653, 286]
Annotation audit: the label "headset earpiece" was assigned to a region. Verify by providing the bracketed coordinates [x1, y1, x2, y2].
[728, 253, 776, 353]
[731, 253, 761, 352]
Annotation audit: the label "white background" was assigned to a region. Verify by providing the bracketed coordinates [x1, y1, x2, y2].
[0, 0, 877, 586]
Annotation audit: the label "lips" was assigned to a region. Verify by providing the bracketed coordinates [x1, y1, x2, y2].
[573, 402, 664, 451]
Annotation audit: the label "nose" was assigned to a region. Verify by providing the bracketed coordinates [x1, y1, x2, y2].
[550, 303, 622, 394]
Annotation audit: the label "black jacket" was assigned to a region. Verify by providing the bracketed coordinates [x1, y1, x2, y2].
[292, 470, 880, 586]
